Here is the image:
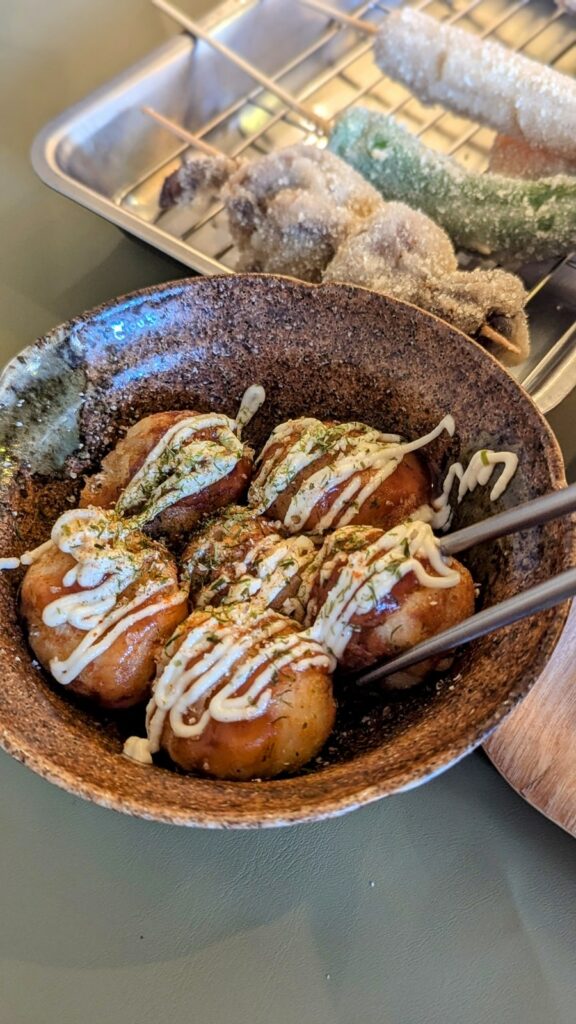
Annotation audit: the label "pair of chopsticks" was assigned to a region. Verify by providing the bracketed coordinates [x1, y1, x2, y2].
[354, 483, 576, 685]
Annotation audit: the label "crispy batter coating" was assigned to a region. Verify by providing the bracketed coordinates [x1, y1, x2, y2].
[223, 143, 382, 281]
[160, 154, 239, 209]
[324, 206, 530, 365]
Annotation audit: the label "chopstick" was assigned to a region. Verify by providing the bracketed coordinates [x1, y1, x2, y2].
[354, 483, 576, 686]
[354, 566, 576, 685]
[442, 481, 576, 554]
[151, 0, 330, 133]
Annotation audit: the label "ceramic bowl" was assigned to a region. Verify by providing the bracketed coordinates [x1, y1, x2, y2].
[0, 275, 572, 827]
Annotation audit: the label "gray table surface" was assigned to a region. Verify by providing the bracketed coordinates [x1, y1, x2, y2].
[1, 3, 575, 1022]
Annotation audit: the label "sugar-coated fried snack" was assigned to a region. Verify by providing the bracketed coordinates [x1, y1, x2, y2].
[324, 205, 529, 364]
[160, 153, 239, 210]
[374, 8, 576, 160]
[159, 142, 531, 361]
[489, 135, 576, 180]
[329, 107, 576, 264]
[223, 143, 382, 281]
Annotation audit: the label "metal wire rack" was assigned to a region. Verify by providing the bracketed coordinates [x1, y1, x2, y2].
[31, 0, 576, 410]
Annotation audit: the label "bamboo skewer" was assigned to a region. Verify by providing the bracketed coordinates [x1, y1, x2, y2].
[478, 324, 522, 356]
[300, 0, 380, 34]
[142, 106, 222, 155]
[151, 0, 330, 134]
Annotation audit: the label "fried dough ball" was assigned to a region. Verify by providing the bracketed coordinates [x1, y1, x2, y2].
[306, 522, 475, 686]
[223, 143, 382, 281]
[80, 410, 253, 540]
[181, 505, 280, 590]
[20, 508, 188, 708]
[249, 417, 431, 536]
[182, 505, 318, 621]
[146, 606, 336, 780]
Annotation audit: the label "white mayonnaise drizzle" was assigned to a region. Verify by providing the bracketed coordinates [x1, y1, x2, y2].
[141, 519, 460, 749]
[249, 415, 455, 534]
[22, 507, 187, 685]
[146, 607, 333, 749]
[196, 532, 317, 620]
[123, 736, 153, 765]
[236, 384, 266, 436]
[50, 587, 185, 685]
[431, 449, 519, 530]
[306, 520, 461, 660]
[116, 413, 245, 522]
[0, 557, 20, 570]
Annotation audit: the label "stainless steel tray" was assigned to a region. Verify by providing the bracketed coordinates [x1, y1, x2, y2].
[31, 0, 576, 412]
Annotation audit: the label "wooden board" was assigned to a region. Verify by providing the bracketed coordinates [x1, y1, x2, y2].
[484, 600, 576, 836]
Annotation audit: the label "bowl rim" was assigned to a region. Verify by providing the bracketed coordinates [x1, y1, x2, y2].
[0, 273, 572, 828]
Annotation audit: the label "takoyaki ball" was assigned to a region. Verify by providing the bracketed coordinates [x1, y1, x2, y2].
[249, 417, 431, 535]
[20, 509, 188, 709]
[181, 505, 281, 591]
[182, 506, 318, 622]
[80, 410, 254, 540]
[147, 606, 336, 780]
[306, 523, 475, 686]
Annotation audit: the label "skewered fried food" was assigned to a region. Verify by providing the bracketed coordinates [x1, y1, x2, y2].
[223, 143, 382, 281]
[329, 107, 576, 264]
[145, 605, 335, 780]
[161, 144, 530, 361]
[20, 508, 188, 708]
[306, 520, 475, 685]
[182, 506, 317, 622]
[373, 7, 576, 161]
[323, 205, 529, 364]
[489, 135, 576, 180]
[81, 409, 254, 540]
[248, 415, 450, 535]
[160, 153, 239, 209]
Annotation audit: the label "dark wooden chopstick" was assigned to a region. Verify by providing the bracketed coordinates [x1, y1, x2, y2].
[354, 484, 576, 686]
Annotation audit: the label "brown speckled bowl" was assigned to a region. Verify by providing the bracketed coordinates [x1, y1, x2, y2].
[0, 275, 573, 827]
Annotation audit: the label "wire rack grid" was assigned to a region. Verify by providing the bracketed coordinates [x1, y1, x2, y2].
[32, 0, 576, 409]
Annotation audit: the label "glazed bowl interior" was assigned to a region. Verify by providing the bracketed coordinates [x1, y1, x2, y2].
[0, 275, 572, 827]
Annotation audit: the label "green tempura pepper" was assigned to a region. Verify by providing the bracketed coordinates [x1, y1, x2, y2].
[328, 108, 576, 264]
